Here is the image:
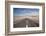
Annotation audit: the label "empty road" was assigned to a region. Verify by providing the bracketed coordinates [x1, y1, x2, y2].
[13, 18, 39, 28]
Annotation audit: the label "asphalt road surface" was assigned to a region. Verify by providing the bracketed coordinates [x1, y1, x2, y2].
[13, 18, 39, 28]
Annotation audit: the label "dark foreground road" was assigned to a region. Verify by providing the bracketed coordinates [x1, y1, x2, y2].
[13, 18, 39, 28]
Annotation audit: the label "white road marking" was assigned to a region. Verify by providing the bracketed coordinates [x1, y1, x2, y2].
[26, 20, 28, 28]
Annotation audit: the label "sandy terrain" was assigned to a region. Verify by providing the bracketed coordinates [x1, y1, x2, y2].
[13, 16, 39, 23]
[13, 16, 39, 28]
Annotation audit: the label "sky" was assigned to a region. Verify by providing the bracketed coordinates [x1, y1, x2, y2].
[13, 8, 39, 16]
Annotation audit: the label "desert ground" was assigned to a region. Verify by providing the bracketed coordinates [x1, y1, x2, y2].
[13, 16, 39, 28]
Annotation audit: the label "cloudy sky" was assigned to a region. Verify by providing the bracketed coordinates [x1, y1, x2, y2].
[13, 8, 39, 16]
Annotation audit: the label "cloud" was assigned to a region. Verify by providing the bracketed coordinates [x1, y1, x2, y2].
[13, 8, 39, 16]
